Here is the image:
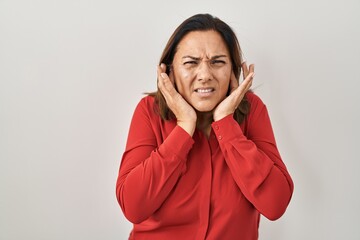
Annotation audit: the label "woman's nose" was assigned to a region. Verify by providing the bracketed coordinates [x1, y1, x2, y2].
[196, 62, 212, 82]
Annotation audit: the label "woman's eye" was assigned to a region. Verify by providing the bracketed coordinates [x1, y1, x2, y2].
[211, 60, 225, 65]
[184, 61, 197, 65]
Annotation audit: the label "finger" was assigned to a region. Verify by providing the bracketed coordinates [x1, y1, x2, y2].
[158, 71, 168, 90]
[157, 63, 166, 82]
[243, 72, 254, 88]
[157, 65, 165, 85]
[157, 65, 167, 90]
[235, 72, 254, 96]
[158, 63, 175, 85]
[158, 71, 176, 98]
[242, 62, 249, 80]
[242, 72, 254, 91]
[160, 63, 166, 72]
[232, 79, 253, 107]
[248, 64, 255, 74]
[157, 64, 165, 76]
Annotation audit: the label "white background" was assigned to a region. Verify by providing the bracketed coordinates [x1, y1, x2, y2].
[1, 0, 359, 239]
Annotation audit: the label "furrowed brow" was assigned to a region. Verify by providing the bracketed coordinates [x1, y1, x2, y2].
[182, 55, 201, 60]
[211, 55, 228, 59]
[182, 55, 228, 61]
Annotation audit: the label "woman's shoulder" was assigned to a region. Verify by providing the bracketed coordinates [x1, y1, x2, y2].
[134, 95, 158, 117]
[246, 91, 266, 108]
[245, 91, 268, 123]
[138, 94, 156, 106]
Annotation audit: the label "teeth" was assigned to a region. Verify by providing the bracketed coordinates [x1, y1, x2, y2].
[196, 88, 213, 93]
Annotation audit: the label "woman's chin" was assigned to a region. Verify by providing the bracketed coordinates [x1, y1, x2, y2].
[193, 105, 216, 113]
[190, 99, 221, 113]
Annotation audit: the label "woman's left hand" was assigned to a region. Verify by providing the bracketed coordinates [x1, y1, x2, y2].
[213, 63, 254, 121]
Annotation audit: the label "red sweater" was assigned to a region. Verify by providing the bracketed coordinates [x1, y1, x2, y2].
[116, 92, 293, 240]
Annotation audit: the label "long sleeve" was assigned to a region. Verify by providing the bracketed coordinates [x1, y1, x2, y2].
[211, 94, 294, 220]
[116, 97, 194, 224]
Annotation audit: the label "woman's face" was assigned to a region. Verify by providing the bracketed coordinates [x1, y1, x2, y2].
[172, 30, 232, 113]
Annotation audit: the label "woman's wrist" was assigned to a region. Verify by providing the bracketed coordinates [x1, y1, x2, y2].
[213, 110, 233, 122]
[177, 121, 196, 137]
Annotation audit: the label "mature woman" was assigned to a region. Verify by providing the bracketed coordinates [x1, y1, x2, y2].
[116, 13, 294, 240]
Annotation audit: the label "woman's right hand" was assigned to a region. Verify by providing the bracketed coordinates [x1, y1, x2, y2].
[157, 63, 197, 136]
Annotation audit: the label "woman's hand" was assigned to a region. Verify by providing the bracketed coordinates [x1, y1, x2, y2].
[157, 63, 197, 136]
[213, 62, 255, 121]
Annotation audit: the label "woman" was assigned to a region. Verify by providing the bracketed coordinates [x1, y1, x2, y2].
[116, 13, 293, 240]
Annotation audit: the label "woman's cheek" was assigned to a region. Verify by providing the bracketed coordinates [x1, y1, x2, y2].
[175, 70, 193, 93]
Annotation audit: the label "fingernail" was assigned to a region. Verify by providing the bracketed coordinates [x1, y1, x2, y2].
[160, 73, 167, 79]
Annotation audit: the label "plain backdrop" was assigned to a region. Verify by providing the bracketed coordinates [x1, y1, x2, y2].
[1, 0, 359, 239]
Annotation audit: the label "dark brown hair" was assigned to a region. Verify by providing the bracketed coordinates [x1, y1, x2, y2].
[151, 13, 250, 124]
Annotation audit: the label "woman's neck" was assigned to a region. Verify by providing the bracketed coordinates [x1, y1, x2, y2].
[196, 111, 213, 138]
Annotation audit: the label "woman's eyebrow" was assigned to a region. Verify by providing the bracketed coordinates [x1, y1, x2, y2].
[211, 55, 228, 59]
[182, 55, 228, 60]
[182, 55, 201, 60]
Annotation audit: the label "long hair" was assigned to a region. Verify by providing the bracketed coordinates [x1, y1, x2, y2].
[151, 13, 250, 124]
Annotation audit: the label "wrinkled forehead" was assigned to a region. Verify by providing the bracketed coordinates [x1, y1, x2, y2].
[175, 30, 230, 59]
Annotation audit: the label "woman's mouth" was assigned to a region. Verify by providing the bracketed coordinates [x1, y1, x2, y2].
[194, 88, 215, 97]
[195, 88, 213, 93]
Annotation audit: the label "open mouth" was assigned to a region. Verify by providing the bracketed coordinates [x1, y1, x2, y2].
[195, 88, 214, 93]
